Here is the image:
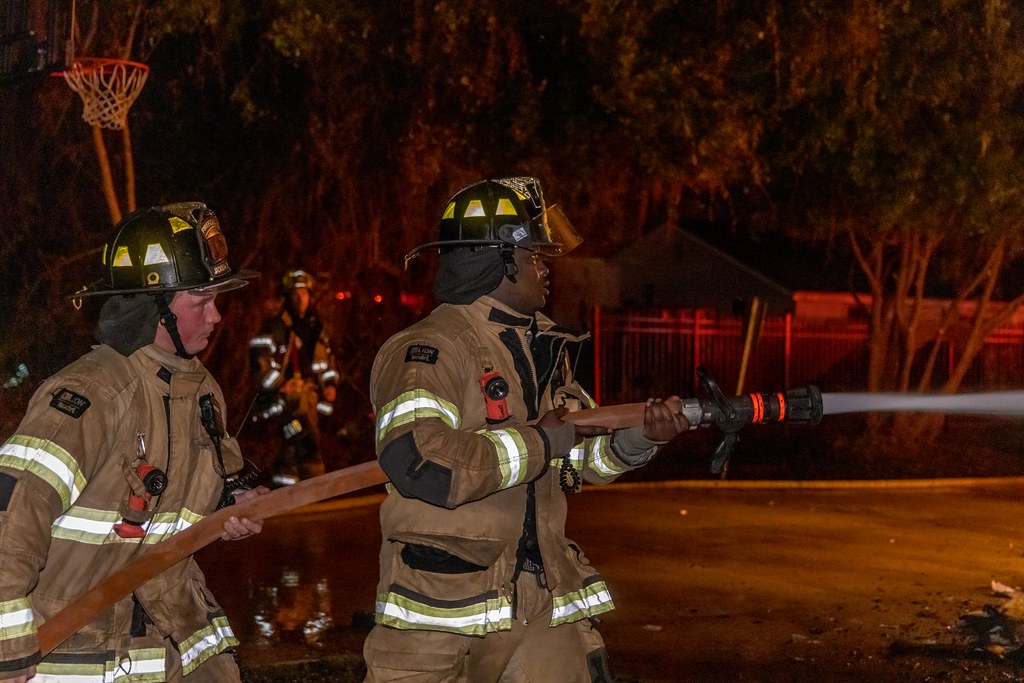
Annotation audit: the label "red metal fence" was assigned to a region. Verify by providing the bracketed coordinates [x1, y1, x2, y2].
[590, 307, 1024, 405]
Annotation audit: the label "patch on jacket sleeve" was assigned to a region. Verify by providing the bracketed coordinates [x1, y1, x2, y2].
[0, 472, 16, 511]
[405, 344, 439, 365]
[50, 388, 91, 418]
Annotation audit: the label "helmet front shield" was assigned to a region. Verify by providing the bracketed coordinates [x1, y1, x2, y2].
[530, 204, 583, 257]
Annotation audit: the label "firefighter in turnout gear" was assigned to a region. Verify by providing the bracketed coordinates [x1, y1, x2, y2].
[363, 177, 691, 682]
[0, 203, 269, 683]
[249, 269, 339, 487]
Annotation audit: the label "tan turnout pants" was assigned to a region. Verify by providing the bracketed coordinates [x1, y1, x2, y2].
[363, 572, 608, 682]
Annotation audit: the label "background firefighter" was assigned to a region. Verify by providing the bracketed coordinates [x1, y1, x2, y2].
[249, 269, 339, 487]
[363, 177, 691, 682]
[0, 203, 268, 683]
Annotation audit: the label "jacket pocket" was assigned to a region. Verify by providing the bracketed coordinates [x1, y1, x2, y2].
[389, 531, 507, 568]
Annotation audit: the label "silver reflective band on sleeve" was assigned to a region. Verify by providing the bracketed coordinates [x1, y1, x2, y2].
[375, 390, 461, 443]
[0, 597, 35, 641]
[0, 435, 86, 511]
[261, 369, 282, 390]
[311, 360, 328, 373]
[586, 435, 630, 478]
[282, 419, 303, 438]
[249, 335, 274, 349]
[320, 369, 338, 383]
[316, 401, 334, 415]
[259, 401, 285, 419]
[477, 427, 531, 489]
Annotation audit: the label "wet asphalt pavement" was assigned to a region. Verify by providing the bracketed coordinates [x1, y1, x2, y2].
[197, 478, 1024, 682]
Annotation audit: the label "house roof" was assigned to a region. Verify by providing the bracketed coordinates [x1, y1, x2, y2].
[609, 224, 794, 314]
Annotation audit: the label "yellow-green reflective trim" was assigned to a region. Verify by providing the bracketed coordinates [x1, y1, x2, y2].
[0, 434, 87, 510]
[0, 597, 35, 641]
[477, 427, 531, 489]
[551, 444, 584, 471]
[376, 390, 460, 444]
[375, 590, 513, 636]
[586, 435, 629, 478]
[51, 507, 205, 545]
[550, 579, 615, 627]
[179, 614, 238, 674]
[36, 647, 166, 682]
[578, 389, 598, 409]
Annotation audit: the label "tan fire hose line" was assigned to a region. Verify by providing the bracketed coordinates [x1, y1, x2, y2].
[37, 460, 389, 656]
[42, 396, 1011, 655]
[37, 402, 650, 656]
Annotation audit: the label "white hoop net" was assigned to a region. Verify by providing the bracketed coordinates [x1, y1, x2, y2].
[61, 58, 149, 130]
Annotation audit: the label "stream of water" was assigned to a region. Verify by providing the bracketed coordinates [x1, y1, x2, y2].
[822, 391, 1024, 417]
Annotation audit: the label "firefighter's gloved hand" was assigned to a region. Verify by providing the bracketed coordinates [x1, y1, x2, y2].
[642, 396, 690, 443]
[609, 398, 688, 466]
[220, 486, 270, 541]
[536, 407, 578, 456]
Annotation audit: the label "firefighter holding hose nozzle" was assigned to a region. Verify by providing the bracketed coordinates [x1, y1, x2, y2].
[363, 177, 691, 682]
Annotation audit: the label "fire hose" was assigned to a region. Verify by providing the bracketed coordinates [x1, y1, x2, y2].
[38, 365, 819, 656]
[567, 365, 823, 474]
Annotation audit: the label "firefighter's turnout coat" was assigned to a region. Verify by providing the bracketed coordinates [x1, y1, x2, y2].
[0, 343, 244, 681]
[248, 306, 339, 415]
[370, 295, 656, 637]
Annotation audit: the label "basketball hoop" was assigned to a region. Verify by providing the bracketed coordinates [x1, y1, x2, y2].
[56, 58, 149, 130]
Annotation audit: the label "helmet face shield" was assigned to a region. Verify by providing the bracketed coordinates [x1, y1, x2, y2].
[531, 204, 582, 257]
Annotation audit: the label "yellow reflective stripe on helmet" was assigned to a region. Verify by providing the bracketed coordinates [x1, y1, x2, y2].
[375, 588, 512, 636]
[179, 614, 238, 674]
[35, 647, 166, 682]
[376, 390, 461, 443]
[495, 197, 518, 216]
[0, 598, 36, 642]
[464, 199, 486, 218]
[52, 507, 203, 545]
[0, 435, 86, 510]
[477, 427, 531, 489]
[585, 434, 629, 478]
[550, 578, 615, 627]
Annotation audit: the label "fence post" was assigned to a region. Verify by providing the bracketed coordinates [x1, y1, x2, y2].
[693, 309, 703, 394]
[784, 312, 792, 389]
[592, 305, 602, 405]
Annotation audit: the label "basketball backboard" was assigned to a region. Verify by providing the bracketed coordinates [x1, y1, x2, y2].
[0, 0, 72, 80]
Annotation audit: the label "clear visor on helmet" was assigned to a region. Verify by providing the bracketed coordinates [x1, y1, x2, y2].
[531, 204, 583, 256]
